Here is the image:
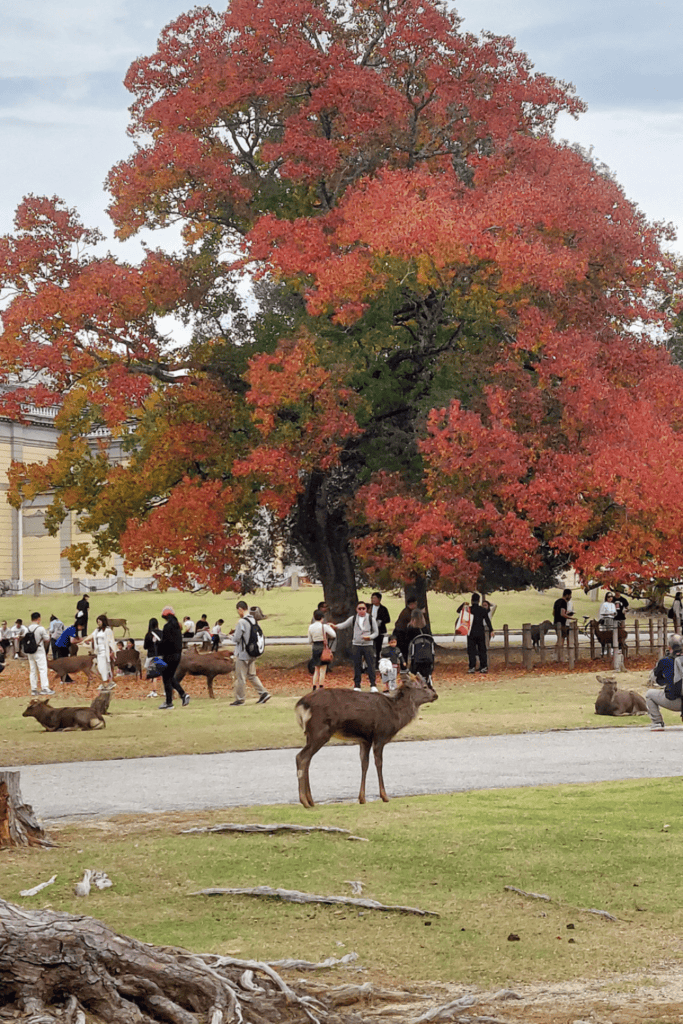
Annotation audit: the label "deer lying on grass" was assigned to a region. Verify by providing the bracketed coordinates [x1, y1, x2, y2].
[23, 699, 105, 731]
[594, 675, 647, 716]
[295, 674, 438, 808]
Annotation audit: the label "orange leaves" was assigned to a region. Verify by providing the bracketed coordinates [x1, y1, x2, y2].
[121, 478, 245, 592]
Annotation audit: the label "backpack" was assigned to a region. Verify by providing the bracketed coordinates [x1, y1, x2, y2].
[243, 616, 265, 658]
[22, 628, 38, 655]
[409, 632, 435, 667]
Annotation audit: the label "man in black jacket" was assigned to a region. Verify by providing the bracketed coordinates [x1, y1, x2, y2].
[158, 605, 190, 710]
[75, 594, 89, 638]
[370, 592, 391, 661]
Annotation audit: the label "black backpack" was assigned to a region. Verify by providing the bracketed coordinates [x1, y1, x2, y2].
[243, 616, 265, 658]
[409, 632, 435, 667]
[23, 629, 38, 655]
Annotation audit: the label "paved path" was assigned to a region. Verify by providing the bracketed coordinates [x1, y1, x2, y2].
[3, 725, 681, 822]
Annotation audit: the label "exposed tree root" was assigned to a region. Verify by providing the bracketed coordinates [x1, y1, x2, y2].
[191, 885, 439, 916]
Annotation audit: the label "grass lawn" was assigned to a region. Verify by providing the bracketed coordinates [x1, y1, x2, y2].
[0, 584, 628, 639]
[1, 657, 656, 766]
[2, 779, 682, 991]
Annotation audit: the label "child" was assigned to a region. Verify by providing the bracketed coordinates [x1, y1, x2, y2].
[378, 634, 407, 692]
[211, 619, 225, 651]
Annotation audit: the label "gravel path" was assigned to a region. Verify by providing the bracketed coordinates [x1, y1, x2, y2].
[4, 724, 680, 822]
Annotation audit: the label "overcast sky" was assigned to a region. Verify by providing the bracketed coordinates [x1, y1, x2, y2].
[2, 0, 682, 261]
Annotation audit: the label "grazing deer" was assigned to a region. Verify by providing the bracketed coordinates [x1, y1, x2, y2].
[295, 674, 438, 808]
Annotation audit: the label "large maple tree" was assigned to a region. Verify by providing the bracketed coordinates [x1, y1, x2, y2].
[1, 0, 682, 616]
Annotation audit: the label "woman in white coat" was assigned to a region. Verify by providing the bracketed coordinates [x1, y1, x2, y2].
[78, 614, 117, 683]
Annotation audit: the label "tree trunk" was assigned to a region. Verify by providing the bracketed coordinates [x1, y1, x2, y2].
[0, 899, 327, 1024]
[0, 771, 53, 848]
[292, 470, 359, 658]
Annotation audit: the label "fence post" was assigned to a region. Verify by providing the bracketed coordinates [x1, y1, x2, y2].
[73, 577, 81, 596]
[522, 623, 533, 671]
[117, 577, 124, 594]
[589, 620, 595, 660]
[503, 624, 510, 669]
[33, 578, 40, 597]
[568, 627, 575, 669]
[649, 618, 654, 654]
[572, 618, 580, 665]
[612, 626, 623, 672]
[634, 618, 640, 657]
[539, 625, 546, 665]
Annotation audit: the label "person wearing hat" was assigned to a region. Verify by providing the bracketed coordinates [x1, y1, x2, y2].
[645, 634, 683, 731]
[158, 605, 190, 710]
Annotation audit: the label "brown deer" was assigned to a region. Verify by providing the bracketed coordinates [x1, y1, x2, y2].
[594, 674, 647, 716]
[590, 620, 628, 659]
[295, 674, 438, 808]
[173, 651, 235, 698]
[23, 699, 105, 731]
[104, 617, 130, 637]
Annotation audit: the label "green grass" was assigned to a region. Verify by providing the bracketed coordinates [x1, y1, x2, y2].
[2, 666, 653, 766]
[2, 779, 681, 988]
[1, 584, 623, 639]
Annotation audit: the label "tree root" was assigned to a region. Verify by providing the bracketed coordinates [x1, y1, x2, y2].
[0, 898, 327, 1023]
[180, 822, 367, 841]
[192, 885, 439, 916]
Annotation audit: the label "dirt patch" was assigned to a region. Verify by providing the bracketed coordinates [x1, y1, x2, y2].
[405, 967, 683, 1023]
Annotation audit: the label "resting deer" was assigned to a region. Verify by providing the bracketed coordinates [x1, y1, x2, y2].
[295, 674, 438, 807]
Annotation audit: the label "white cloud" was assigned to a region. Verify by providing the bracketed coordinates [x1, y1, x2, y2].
[556, 106, 683, 249]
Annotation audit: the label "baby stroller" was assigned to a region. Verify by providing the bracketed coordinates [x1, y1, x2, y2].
[408, 631, 435, 687]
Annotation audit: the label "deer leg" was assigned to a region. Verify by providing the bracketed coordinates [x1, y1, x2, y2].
[296, 730, 330, 808]
[358, 740, 371, 804]
[205, 672, 215, 699]
[373, 740, 389, 802]
[296, 746, 315, 808]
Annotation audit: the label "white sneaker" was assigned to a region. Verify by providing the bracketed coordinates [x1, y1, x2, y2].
[39, 688, 55, 696]
[650, 723, 665, 731]
[370, 685, 379, 693]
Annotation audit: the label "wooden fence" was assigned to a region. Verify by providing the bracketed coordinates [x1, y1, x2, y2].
[498, 616, 669, 672]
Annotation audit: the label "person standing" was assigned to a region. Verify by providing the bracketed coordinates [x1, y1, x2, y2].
[25, 612, 53, 696]
[394, 597, 417, 660]
[369, 592, 391, 661]
[466, 593, 494, 674]
[670, 592, 683, 633]
[307, 609, 336, 690]
[75, 593, 89, 638]
[229, 601, 270, 705]
[334, 600, 379, 691]
[553, 588, 573, 661]
[78, 614, 117, 684]
[143, 617, 162, 676]
[158, 606, 189, 709]
[211, 619, 225, 651]
[48, 614, 65, 659]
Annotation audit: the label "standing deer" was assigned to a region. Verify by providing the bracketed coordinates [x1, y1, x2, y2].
[295, 674, 438, 807]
